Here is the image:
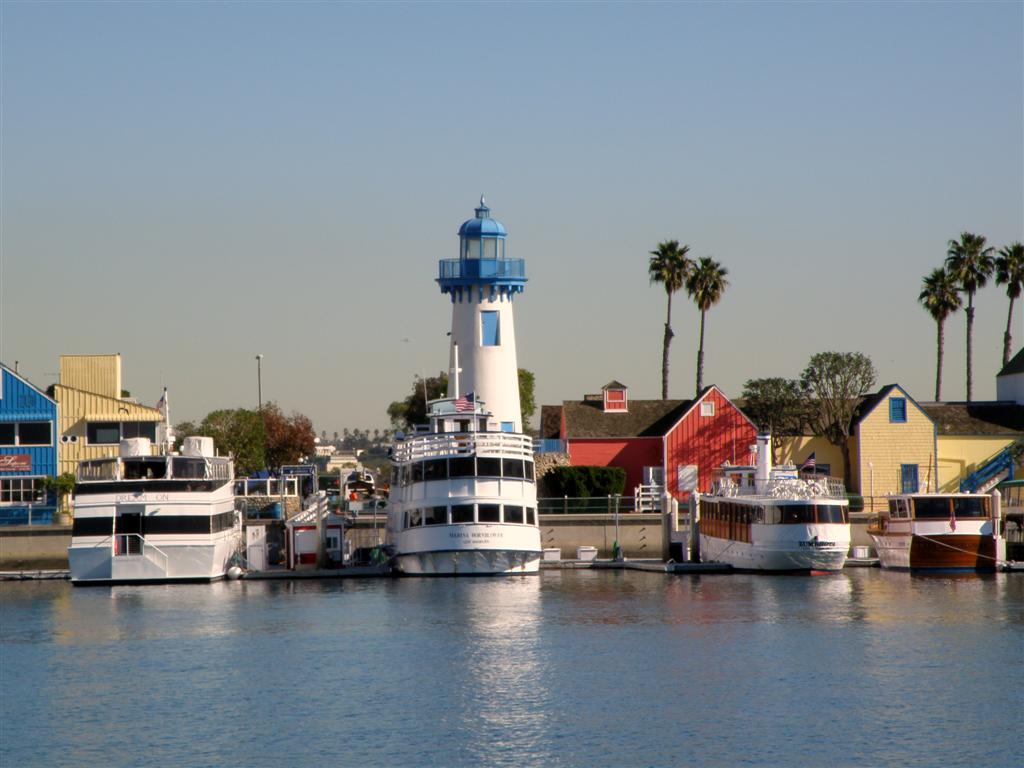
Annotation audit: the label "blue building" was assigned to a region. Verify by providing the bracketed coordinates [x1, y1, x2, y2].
[0, 363, 59, 524]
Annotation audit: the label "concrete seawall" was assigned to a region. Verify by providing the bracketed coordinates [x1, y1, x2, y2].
[0, 517, 975, 570]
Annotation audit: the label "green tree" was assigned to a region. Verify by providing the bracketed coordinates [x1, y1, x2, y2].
[42, 473, 76, 515]
[685, 256, 729, 395]
[261, 402, 316, 469]
[387, 368, 538, 432]
[918, 267, 962, 401]
[996, 242, 1024, 367]
[740, 378, 811, 463]
[518, 368, 536, 429]
[648, 240, 693, 399]
[387, 372, 448, 430]
[193, 408, 266, 475]
[800, 352, 877, 489]
[946, 232, 995, 401]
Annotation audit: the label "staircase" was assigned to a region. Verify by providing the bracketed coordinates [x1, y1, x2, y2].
[960, 447, 1016, 493]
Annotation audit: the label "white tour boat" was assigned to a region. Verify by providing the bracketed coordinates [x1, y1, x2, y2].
[385, 197, 541, 575]
[386, 392, 541, 575]
[697, 434, 851, 572]
[68, 435, 241, 584]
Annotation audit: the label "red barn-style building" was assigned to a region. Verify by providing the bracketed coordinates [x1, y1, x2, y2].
[540, 382, 758, 499]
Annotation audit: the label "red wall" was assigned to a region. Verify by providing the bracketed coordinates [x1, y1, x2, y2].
[664, 388, 757, 499]
[567, 438, 662, 494]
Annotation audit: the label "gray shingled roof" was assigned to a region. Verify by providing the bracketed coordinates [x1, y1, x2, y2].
[921, 402, 1024, 436]
[559, 398, 696, 439]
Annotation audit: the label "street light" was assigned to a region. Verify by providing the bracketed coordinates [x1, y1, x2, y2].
[255, 354, 263, 411]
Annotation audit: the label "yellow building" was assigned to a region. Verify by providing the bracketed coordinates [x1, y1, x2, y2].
[922, 403, 1024, 493]
[778, 384, 937, 513]
[51, 354, 164, 475]
[853, 385, 937, 512]
[775, 383, 1024, 511]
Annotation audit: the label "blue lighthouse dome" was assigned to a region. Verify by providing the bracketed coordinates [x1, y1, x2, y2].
[457, 197, 507, 238]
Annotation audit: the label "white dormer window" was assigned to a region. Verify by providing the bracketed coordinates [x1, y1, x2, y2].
[604, 389, 627, 412]
[700, 401, 715, 417]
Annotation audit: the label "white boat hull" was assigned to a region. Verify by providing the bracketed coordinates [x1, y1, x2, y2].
[69, 533, 240, 584]
[392, 523, 541, 575]
[700, 523, 850, 572]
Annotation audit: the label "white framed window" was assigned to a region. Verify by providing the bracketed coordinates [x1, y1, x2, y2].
[700, 401, 715, 417]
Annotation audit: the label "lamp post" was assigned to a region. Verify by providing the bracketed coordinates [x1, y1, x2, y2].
[868, 461, 874, 513]
[255, 354, 263, 411]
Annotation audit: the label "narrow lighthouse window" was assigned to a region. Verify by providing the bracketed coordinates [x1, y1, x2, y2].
[481, 311, 500, 346]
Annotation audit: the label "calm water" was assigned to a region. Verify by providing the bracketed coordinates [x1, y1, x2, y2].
[1, 570, 1021, 768]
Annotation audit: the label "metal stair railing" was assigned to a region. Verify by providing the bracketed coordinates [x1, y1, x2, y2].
[960, 447, 1015, 493]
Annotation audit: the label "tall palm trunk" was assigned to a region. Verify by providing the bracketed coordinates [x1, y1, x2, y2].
[935, 317, 945, 401]
[695, 309, 707, 394]
[1004, 296, 1017, 367]
[661, 293, 674, 400]
[966, 293, 975, 402]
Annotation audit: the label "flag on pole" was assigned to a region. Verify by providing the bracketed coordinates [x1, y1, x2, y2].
[454, 392, 476, 413]
[800, 452, 816, 473]
[156, 390, 167, 416]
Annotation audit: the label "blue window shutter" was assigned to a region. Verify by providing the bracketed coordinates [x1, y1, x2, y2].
[890, 397, 907, 423]
[901, 464, 919, 493]
[481, 311, 500, 346]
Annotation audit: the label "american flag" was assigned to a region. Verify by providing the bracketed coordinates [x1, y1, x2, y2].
[454, 392, 475, 413]
[800, 452, 816, 472]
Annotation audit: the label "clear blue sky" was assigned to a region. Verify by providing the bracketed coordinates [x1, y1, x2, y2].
[2, 1, 1022, 434]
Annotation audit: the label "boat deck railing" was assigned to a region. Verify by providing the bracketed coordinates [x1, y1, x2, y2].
[393, 431, 534, 463]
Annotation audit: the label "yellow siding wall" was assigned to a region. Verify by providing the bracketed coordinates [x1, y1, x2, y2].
[60, 354, 122, 399]
[936, 436, 1020, 492]
[776, 436, 846, 477]
[54, 385, 162, 475]
[856, 388, 935, 512]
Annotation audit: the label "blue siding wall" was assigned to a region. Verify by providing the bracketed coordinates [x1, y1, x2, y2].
[0, 367, 58, 477]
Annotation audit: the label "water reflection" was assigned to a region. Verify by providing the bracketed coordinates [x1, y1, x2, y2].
[1, 570, 1020, 768]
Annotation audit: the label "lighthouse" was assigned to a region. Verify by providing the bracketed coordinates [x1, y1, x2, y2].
[439, 197, 527, 433]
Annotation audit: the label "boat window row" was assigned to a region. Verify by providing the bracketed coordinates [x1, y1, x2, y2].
[889, 496, 990, 519]
[78, 457, 230, 484]
[73, 511, 237, 537]
[702, 500, 848, 528]
[402, 503, 537, 529]
[395, 456, 535, 486]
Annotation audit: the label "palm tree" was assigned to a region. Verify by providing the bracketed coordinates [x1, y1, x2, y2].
[995, 242, 1024, 367]
[918, 267, 961, 401]
[648, 240, 692, 399]
[945, 232, 995, 401]
[685, 257, 729, 395]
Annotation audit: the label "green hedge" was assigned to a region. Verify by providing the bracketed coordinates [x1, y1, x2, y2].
[544, 466, 627, 498]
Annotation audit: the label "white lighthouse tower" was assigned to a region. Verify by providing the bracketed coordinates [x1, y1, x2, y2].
[439, 197, 526, 433]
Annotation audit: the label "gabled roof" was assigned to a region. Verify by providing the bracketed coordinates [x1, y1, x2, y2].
[920, 402, 1024, 436]
[602, 380, 628, 390]
[851, 384, 931, 427]
[997, 348, 1024, 377]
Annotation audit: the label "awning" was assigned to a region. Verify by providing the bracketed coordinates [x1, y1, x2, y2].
[0, 412, 56, 422]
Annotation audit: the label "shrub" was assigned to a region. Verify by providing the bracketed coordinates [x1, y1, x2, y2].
[544, 466, 626, 498]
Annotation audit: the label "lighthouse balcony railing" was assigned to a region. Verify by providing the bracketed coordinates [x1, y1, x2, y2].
[438, 258, 525, 281]
[393, 431, 534, 463]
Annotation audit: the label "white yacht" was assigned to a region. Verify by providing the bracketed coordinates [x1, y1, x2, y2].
[385, 197, 541, 575]
[68, 436, 241, 584]
[697, 434, 851, 572]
